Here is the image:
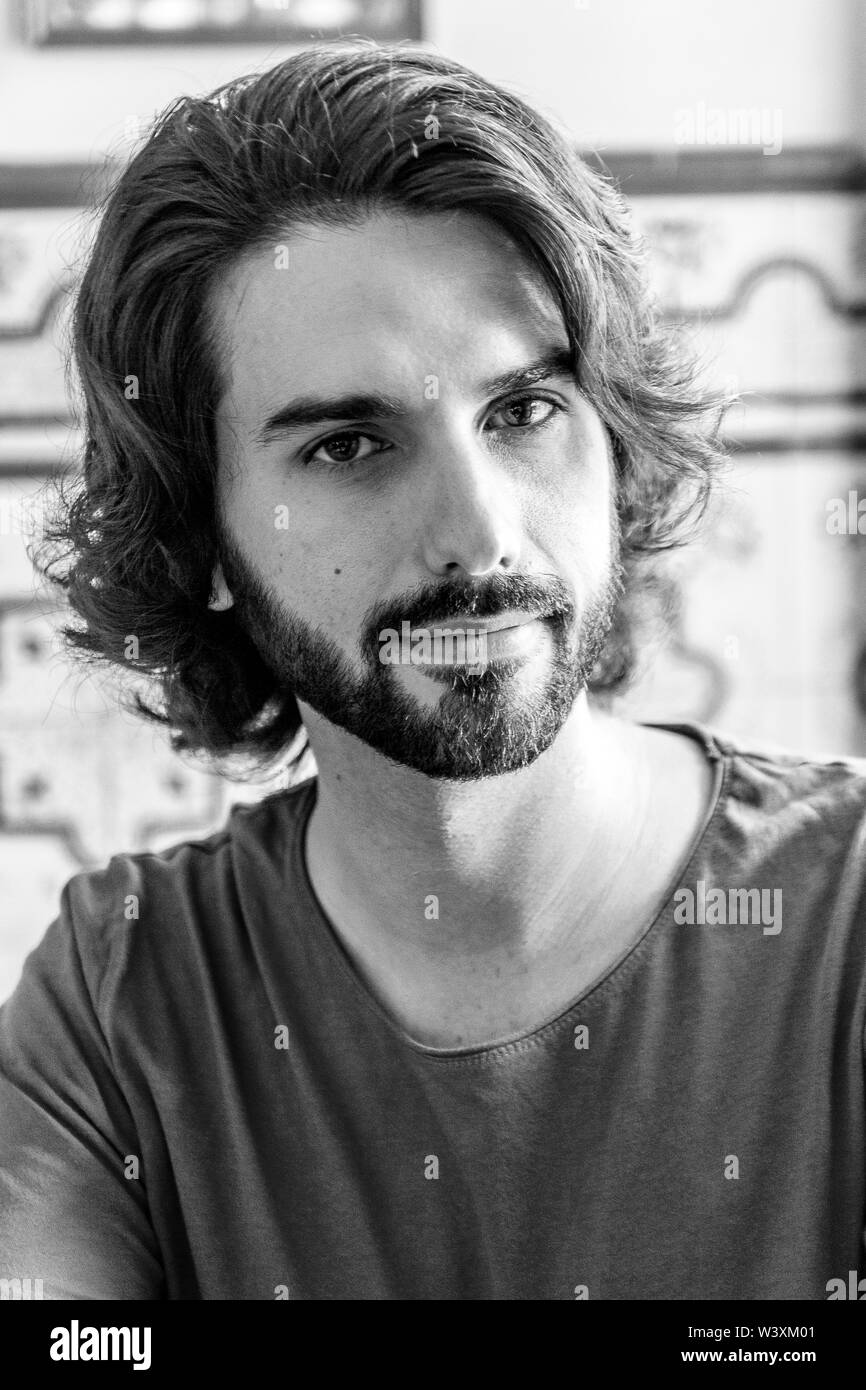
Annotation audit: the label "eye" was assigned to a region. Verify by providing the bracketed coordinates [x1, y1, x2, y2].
[302, 431, 391, 468]
[486, 394, 561, 432]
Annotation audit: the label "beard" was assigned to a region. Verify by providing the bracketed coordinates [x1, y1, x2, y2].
[215, 516, 624, 781]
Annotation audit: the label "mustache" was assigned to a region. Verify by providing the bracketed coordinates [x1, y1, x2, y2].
[360, 573, 575, 656]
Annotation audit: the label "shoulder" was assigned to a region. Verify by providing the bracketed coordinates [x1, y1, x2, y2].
[57, 777, 317, 1014]
[709, 723, 866, 824]
[697, 724, 866, 935]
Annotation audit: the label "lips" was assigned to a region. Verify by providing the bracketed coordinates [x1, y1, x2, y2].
[420, 612, 543, 634]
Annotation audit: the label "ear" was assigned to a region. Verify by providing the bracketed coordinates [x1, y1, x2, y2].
[208, 562, 234, 612]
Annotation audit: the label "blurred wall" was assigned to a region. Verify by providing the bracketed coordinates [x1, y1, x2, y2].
[0, 0, 862, 159]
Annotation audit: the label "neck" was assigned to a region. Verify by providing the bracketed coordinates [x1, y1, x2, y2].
[300, 694, 650, 954]
[295, 698, 711, 1049]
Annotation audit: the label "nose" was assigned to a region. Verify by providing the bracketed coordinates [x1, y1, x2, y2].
[417, 427, 524, 576]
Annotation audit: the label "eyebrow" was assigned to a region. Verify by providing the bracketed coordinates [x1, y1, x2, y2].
[252, 345, 577, 446]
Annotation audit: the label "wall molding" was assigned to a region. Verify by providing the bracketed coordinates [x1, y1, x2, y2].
[4, 145, 866, 207]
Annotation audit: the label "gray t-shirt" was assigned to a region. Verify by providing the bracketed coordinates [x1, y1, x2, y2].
[1, 720, 865, 1300]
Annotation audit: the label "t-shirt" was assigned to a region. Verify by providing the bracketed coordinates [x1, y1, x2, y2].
[1, 719, 866, 1301]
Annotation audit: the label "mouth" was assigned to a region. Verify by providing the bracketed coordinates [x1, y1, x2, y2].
[404, 614, 552, 672]
[421, 610, 546, 635]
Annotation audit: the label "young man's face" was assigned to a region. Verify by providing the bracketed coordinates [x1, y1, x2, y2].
[210, 209, 623, 779]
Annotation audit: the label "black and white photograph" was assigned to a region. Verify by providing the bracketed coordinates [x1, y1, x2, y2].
[0, 0, 865, 1348]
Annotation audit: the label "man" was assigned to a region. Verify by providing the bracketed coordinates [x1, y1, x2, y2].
[1, 42, 864, 1301]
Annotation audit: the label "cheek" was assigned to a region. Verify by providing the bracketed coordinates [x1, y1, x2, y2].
[233, 488, 389, 644]
[526, 427, 614, 577]
[215, 420, 380, 640]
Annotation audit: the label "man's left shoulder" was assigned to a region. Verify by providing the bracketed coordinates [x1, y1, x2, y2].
[712, 722, 866, 819]
[704, 726, 866, 933]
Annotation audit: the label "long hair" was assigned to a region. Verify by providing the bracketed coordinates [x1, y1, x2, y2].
[33, 40, 727, 777]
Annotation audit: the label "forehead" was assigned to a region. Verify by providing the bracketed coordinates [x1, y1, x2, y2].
[208, 210, 569, 409]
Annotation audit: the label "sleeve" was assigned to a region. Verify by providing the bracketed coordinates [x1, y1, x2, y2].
[0, 882, 165, 1299]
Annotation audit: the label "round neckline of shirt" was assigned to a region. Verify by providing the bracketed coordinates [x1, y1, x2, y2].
[289, 718, 732, 1065]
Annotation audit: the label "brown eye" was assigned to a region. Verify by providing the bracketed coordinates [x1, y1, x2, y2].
[487, 396, 558, 431]
[304, 432, 387, 468]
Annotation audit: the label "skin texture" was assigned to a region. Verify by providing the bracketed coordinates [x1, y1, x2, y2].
[209, 210, 715, 1049]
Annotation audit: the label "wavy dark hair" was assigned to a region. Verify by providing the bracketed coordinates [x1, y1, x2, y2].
[34, 40, 727, 777]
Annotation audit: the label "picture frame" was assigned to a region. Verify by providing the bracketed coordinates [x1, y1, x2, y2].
[24, 0, 422, 47]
